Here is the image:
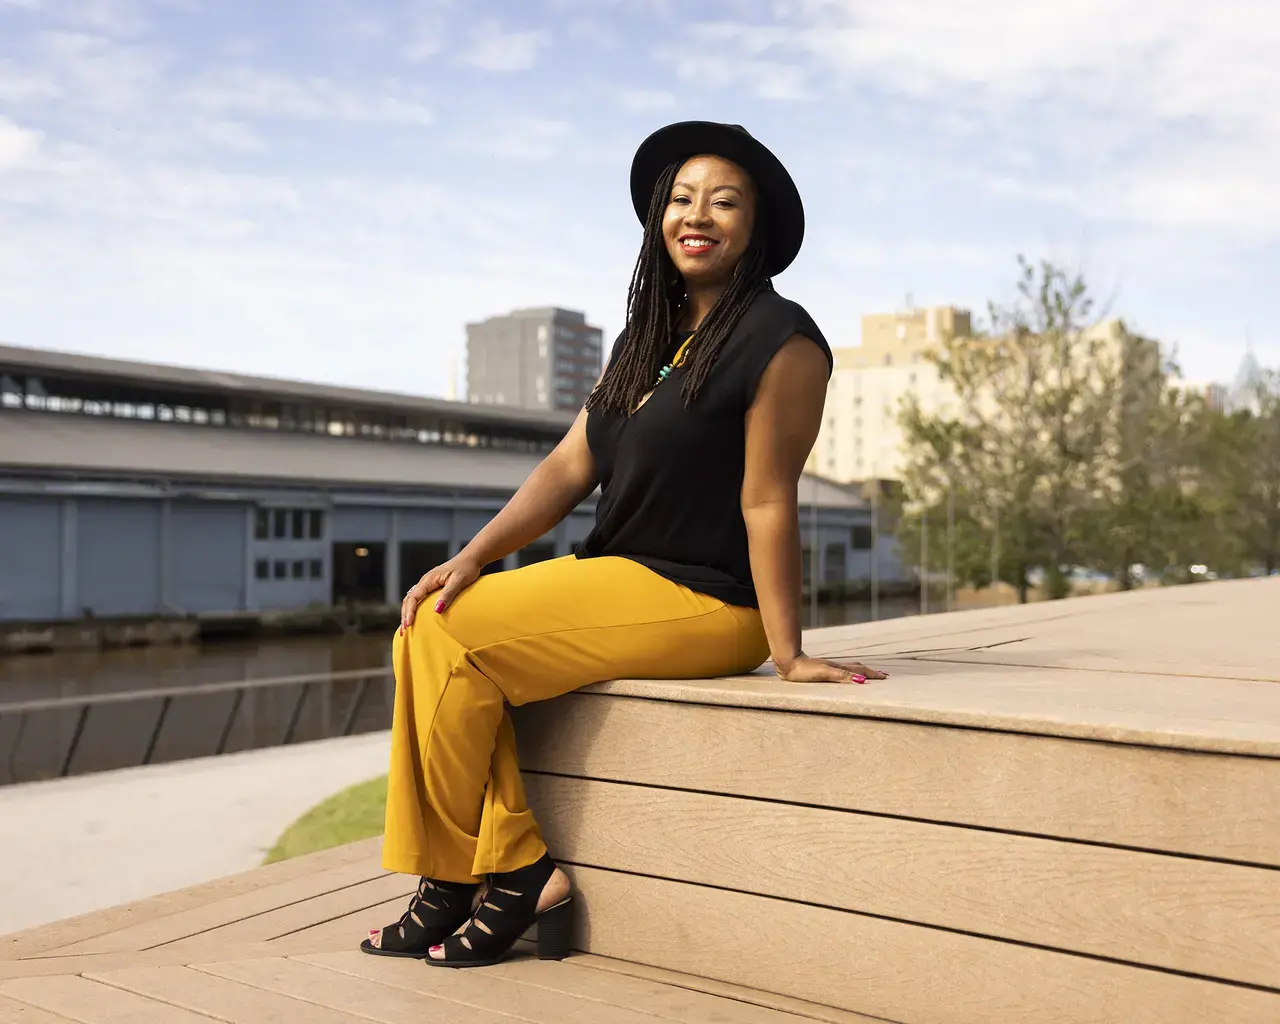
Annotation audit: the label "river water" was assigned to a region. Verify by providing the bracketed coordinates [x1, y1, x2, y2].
[0, 598, 919, 784]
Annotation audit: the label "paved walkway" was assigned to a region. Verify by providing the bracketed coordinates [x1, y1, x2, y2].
[0, 731, 391, 936]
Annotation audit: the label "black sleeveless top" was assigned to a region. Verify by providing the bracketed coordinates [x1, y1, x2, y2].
[577, 290, 832, 608]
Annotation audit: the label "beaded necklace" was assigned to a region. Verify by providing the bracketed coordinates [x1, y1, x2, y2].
[654, 332, 697, 388]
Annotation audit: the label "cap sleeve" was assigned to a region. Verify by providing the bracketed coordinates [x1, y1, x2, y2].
[733, 294, 833, 406]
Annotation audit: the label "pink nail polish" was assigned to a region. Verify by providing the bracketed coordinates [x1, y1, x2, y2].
[434, 600, 445, 614]
[852, 674, 867, 683]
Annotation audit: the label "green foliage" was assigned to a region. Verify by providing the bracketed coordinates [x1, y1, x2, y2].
[897, 256, 1279, 600]
[263, 774, 388, 865]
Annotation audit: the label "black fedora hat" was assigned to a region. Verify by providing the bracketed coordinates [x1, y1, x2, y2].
[629, 120, 805, 278]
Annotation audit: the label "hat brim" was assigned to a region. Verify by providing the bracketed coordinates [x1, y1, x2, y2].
[629, 121, 804, 278]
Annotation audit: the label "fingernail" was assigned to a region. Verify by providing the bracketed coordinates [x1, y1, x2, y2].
[852, 674, 867, 683]
[434, 600, 445, 614]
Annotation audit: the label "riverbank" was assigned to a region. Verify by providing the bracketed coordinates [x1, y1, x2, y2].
[2, 588, 920, 656]
[0, 603, 401, 656]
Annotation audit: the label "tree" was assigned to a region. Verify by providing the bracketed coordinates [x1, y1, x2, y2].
[1084, 345, 1228, 588]
[1208, 370, 1280, 574]
[898, 256, 1129, 601]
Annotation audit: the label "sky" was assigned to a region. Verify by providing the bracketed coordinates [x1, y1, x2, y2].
[1, 0, 1276, 399]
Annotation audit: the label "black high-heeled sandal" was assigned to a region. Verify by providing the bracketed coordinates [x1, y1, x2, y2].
[423, 853, 574, 969]
[359, 876, 478, 958]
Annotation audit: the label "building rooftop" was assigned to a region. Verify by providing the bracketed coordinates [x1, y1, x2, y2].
[0, 343, 576, 432]
[0, 410, 868, 508]
[0, 411, 548, 494]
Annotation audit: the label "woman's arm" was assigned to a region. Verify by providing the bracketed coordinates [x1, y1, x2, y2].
[742, 335, 887, 683]
[402, 409, 598, 624]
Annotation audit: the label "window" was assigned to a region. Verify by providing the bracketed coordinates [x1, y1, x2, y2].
[291, 559, 305, 579]
[254, 559, 269, 580]
[254, 509, 269, 540]
[291, 509, 305, 539]
[883, 354, 892, 366]
[825, 544, 846, 584]
[308, 510, 324, 539]
[308, 558, 323, 579]
[272, 509, 287, 539]
[273, 560, 287, 579]
[852, 525, 874, 550]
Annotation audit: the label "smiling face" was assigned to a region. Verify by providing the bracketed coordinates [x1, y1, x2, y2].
[662, 154, 757, 289]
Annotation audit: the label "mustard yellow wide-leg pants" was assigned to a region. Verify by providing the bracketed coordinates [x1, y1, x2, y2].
[381, 554, 769, 882]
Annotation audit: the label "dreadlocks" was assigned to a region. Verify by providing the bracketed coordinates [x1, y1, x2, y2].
[585, 161, 772, 416]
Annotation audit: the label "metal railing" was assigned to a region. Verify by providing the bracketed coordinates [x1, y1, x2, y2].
[0, 666, 395, 785]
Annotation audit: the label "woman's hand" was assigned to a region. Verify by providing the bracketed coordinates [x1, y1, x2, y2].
[774, 653, 888, 685]
[400, 554, 483, 630]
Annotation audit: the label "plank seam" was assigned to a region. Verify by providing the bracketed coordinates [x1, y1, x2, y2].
[52, 971, 228, 1023]
[570, 689, 1280, 760]
[190, 959, 542, 1023]
[138, 870, 392, 952]
[907, 653, 1280, 685]
[87, 967, 335, 1024]
[524, 769, 1280, 872]
[563, 955, 908, 1024]
[561, 861, 1280, 996]
[264, 888, 415, 942]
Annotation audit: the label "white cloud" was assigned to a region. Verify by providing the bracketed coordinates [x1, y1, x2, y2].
[403, 0, 457, 61]
[619, 88, 676, 113]
[0, 118, 42, 170]
[464, 116, 573, 162]
[740, 1, 1280, 234]
[658, 24, 816, 102]
[181, 68, 433, 126]
[461, 21, 551, 72]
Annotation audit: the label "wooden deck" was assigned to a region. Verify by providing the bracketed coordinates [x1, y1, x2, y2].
[3, 577, 1278, 1023]
[0, 838, 875, 1023]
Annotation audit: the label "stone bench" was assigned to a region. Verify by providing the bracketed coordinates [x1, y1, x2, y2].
[514, 577, 1280, 1023]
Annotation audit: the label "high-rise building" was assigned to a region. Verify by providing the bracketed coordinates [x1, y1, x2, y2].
[466, 307, 604, 412]
[806, 306, 972, 483]
[806, 306, 1155, 484]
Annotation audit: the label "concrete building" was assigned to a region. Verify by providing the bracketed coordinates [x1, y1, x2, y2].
[0, 343, 901, 624]
[807, 306, 972, 483]
[807, 307, 1159, 485]
[466, 307, 604, 412]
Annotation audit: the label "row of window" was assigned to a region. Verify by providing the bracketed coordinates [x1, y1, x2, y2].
[255, 508, 325, 541]
[255, 558, 324, 581]
[1, 373, 563, 454]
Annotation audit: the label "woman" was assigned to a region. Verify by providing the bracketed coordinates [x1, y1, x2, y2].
[361, 120, 887, 969]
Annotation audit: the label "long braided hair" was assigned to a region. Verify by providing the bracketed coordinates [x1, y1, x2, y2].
[585, 161, 772, 416]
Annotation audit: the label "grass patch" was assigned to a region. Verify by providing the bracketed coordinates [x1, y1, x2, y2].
[263, 774, 388, 865]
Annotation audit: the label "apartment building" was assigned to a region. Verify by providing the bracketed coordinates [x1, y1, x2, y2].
[807, 306, 972, 483]
[467, 307, 604, 412]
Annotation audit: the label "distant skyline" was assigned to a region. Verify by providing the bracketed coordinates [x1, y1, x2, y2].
[1, 0, 1276, 397]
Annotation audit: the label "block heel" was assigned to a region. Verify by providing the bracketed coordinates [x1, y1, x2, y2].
[535, 898, 574, 960]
